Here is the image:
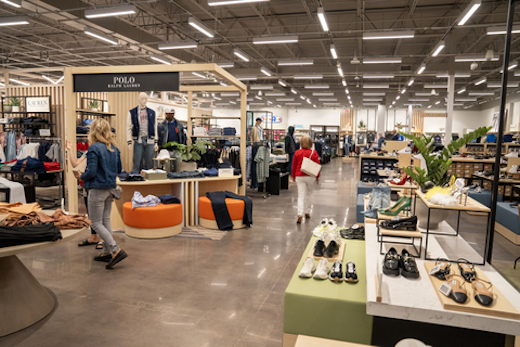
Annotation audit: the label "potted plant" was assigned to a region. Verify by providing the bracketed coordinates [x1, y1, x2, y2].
[88, 100, 99, 112]
[164, 139, 212, 172]
[358, 120, 366, 131]
[400, 126, 491, 229]
[3, 102, 12, 113]
[10, 97, 21, 112]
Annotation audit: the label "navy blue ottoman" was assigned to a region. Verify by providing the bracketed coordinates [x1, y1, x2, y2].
[358, 181, 373, 195]
[495, 202, 520, 245]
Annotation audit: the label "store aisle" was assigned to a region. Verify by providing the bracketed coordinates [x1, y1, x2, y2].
[1, 157, 359, 347]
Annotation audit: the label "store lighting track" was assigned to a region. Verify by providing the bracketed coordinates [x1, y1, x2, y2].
[363, 58, 402, 64]
[317, 7, 329, 32]
[468, 92, 494, 96]
[277, 98, 295, 102]
[278, 79, 287, 87]
[294, 75, 323, 79]
[363, 74, 394, 79]
[151, 56, 171, 65]
[253, 36, 298, 44]
[363, 84, 390, 89]
[159, 41, 197, 50]
[85, 5, 136, 18]
[304, 84, 329, 89]
[424, 84, 448, 88]
[260, 67, 272, 76]
[363, 30, 414, 40]
[208, 0, 269, 6]
[217, 62, 234, 68]
[330, 44, 338, 59]
[188, 17, 215, 38]
[0, 0, 21, 8]
[233, 48, 249, 62]
[237, 76, 257, 81]
[474, 77, 487, 85]
[455, 98, 478, 102]
[417, 63, 426, 75]
[431, 40, 445, 57]
[265, 92, 285, 96]
[486, 25, 520, 35]
[277, 59, 313, 66]
[363, 93, 385, 96]
[319, 98, 338, 102]
[455, 54, 500, 62]
[409, 98, 429, 102]
[487, 82, 519, 88]
[10, 78, 30, 86]
[313, 92, 334, 96]
[363, 98, 383, 102]
[457, 0, 481, 26]
[250, 85, 273, 90]
[84, 27, 119, 45]
[436, 73, 471, 78]
[0, 16, 30, 26]
[416, 92, 438, 96]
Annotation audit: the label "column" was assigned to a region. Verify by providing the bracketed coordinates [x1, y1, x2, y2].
[376, 105, 386, 136]
[445, 74, 455, 145]
[407, 105, 413, 134]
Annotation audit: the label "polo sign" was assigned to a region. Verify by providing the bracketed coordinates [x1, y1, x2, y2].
[73, 72, 180, 92]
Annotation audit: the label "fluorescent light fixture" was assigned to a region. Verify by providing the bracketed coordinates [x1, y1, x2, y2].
[307, 99, 312, 104]
[265, 92, 285, 96]
[278, 79, 287, 87]
[468, 92, 494, 96]
[192, 72, 207, 79]
[455, 54, 500, 62]
[317, 7, 329, 32]
[363, 98, 383, 101]
[213, 96, 222, 100]
[319, 98, 338, 102]
[277, 59, 313, 66]
[404, 103, 423, 106]
[294, 75, 323, 79]
[215, 103, 230, 106]
[416, 92, 439, 96]
[150, 56, 171, 65]
[347, 95, 351, 100]
[260, 67, 272, 76]
[486, 25, 520, 35]
[407, 79, 415, 86]
[432, 40, 445, 57]
[457, 87, 466, 94]
[342, 79, 347, 87]
[363, 74, 394, 79]
[250, 85, 273, 90]
[337, 65, 344, 77]
[233, 48, 249, 62]
[313, 92, 334, 96]
[253, 36, 298, 44]
[508, 62, 518, 70]
[401, 89, 407, 94]
[457, 0, 482, 26]
[55, 76, 64, 84]
[330, 44, 338, 59]
[446, 103, 464, 106]
[409, 98, 429, 102]
[237, 76, 257, 81]
[363, 103, 381, 106]
[267, 101, 273, 105]
[424, 84, 448, 88]
[159, 41, 197, 50]
[291, 88, 297, 94]
[435, 101, 441, 105]
[277, 105, 282, 108]
[363, 30, 414, 40]
[417, 63, 426, 74]
[221, 92, 240, 97]
[487, 82, 519, 88]
[436, 72, 472, 78]
[313, 105, 317, 108]
[10, 78, 30, 86]
[428, 105, 432, 109]
[0, 16, 29, 26]
[84, 27, 118, 45]
[218, 62, 234, 68]
[41, 75, 56, 84]
[474, 77, 487, 85]
[363, 83, 390, 89]
[277, 98, 295, 102]
[1, 0, 21, 8]
[85, 4, 135, 18]
[255, 95, 262, 100]
[396, 96, 401, 100]
[304, 84, 329, 89]
[345, 89, 349, 94]
[363, 93, 385, 96]
[250, 103, 265, 106]
[188, 17, 215, 38]
[208, 0, 269, 6]
[392, 101, 396, 105]
[286, 103, 302, 106]
[300, 95, 306, 100]
[363, 58, 402, 64]
[456, 98, 478, 102]
[220, 82, 228, 87]
[229, 101, 237, 104]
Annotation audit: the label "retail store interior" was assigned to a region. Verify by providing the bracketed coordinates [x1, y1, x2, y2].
[1, 1, 520, 347]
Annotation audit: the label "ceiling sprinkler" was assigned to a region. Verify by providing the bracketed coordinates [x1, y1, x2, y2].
[470, 61, 478, 70]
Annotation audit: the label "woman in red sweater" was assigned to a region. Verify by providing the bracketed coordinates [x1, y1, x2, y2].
[291, 135, 321, 224]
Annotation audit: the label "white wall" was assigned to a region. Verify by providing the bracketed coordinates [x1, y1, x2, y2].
[286, 107, 340, 128]
[214, 106, 288, 135]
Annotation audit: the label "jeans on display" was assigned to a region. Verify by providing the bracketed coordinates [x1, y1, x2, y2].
[170, 151, 182, 172]
[88, 189, 119, 254]
[5, 132, 16, 162]
[288, 153, 294, 175]
[133, 136, 154, 172]
[206, 191, 253, 230]
[296, 176, 316, 216]
[369, 184, 391, 210]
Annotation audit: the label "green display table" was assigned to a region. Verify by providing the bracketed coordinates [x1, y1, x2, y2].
[284, 237, 373, 346]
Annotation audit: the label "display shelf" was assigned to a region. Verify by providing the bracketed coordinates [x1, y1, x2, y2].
[76, 109, 115, 117]
[193, 135, 239, 138]
[1, 111, 52, 115]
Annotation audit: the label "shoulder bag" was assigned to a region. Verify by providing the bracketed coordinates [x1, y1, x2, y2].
[301, 150, 322, 177]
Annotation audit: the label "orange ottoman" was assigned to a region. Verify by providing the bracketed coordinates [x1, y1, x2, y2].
[198, 196, 246, 230]
[123, 202, 183, 239]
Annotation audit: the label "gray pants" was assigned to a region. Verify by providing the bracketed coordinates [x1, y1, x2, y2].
[133, 137, 154, 172]
[88, 189, 119, 254]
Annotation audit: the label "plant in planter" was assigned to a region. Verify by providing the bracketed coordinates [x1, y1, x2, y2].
[10, 97, 21, 112]
[164, 139, 212, 171]
[88, 100, 99, 112]
[358, 120, 366, 130]
[3, 102, 12, 113]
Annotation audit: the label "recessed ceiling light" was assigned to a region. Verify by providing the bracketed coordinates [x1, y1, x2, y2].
[85, 4, 136, 18]
[253, 36, 298, 44]
[159, 41, 197, 50]
[363, 30, 414, 40]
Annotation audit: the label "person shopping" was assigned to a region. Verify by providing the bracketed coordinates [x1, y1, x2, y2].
[78, 119, 127, 269]
[284, 126, 297, 175]
[291, 135, 320, 224]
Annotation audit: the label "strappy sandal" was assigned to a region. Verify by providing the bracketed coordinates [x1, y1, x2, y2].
[447, 274, 468, 304]
[472, 279, 494, 306]
[434, 258, 451, 280]
[457, 258, 477, 283]
[96, 242, 104, 250]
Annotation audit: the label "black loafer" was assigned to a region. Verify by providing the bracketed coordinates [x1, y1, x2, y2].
[380, 216, 417, 231]
[93, 254, 112, 262]
[400, 249, 420, 278]
[340, 225, 365, 240]
[313, 240, 325, 257]
[106, 249, 128, 269]
[383, 247, 400, 276]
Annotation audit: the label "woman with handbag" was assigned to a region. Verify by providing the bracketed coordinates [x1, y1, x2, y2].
[77, 118, 128, 269]
[291, 135, 321, 224]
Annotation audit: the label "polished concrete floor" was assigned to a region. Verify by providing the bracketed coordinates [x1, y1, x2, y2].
[2, 157, 519, 347]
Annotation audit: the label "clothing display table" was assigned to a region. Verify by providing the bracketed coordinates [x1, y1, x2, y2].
[0, 216, 86, 337]
[284, 237, 373, 346]
[294, 335, 375, 347]
[364, 222, 520, 346]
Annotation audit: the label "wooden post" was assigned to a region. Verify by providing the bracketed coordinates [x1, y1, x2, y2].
[187, 91, 193, 145]
[240, 90, 247, 195]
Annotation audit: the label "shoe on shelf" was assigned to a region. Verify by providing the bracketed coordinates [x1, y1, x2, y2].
[325, 219, 337, 232]
[382, 247, 400, 276]
[380, 216, 417, 231]
[344, 261, 359, 283]
[313, 258, 330, 280]
[329, 260, 343, 283]
[448, 275, 468, 304]
[399, 249, 420, 279]
[340, 224, 365, 240]
[299, 257, 316, 278]
[324, 232, 341, 258]
[472, 279, 494, 306]
[432, 258, 451, 280]
[379, 198, 412, 216]
[457, 258, 477, 283]
[320, 218, 329, 228]
[105, 249, 128, 269]
[505, 151, 519, 158]
[313, 233, 327, 257]
[380, 196, 407, 213]
[509, 165, 518, 174]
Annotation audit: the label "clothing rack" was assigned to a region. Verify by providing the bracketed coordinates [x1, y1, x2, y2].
[26, 136, 61, 143]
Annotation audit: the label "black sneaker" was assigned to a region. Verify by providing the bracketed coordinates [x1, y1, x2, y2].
[380, 216, 417, 231]
[324, 240, 339, 258]
[344, 261, 359, 283]
[313, 240, 325, 257]
[105, 249, 128, 269]
[340, 224, 365, 240]
[382, 247, 400, 276]
[400, 249, 420, 278]
[329, 260, 343, 283]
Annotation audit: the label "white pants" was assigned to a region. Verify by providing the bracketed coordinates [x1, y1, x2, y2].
[296, 176, 316, 216]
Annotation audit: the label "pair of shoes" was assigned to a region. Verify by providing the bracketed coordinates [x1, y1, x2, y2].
[297, 216, 303, 224]
[329, 260, 358, 283]
[105, 249, 128, 269]
[321, 218, 337, 232]
[382, 248, 419, 278]
[379, 197, 411, 216]
[299, 258, 330, 280]
[390, 173, 410, 185]
[340, 224, 365, 240]
[305, 213, 311, 219]
[313, 231, 341, 258]
[380, 216, 417, 231]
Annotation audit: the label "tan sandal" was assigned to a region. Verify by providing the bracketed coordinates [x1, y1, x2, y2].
[447, 274, 468, 304]
[472, 279, 494, 306]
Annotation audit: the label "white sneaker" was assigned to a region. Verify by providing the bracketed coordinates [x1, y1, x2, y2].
[313, 258, 330, 280]
[330, 230, 341, 244]
[312, 228, 324, 238]
[509, 165, 518, 174]
[299, 257, 316, 278]
[326, 219, 337, 232]
[506, 152, 518, 158]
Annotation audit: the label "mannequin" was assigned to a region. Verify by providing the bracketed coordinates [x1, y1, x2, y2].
[126, 92, 159, 172]
[250, 117, 264, 142]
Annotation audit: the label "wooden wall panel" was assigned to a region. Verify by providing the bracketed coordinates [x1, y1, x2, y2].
[340, 109, 355, 132]
[412, 110, 424, 133]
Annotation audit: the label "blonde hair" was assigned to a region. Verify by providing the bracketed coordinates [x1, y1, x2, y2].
[88, 118, 117, 152]
[301, 135, 313, 149]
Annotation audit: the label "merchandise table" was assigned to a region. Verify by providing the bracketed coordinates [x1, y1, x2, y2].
[383, 179, 418, 214]
[112, 175, 241, 229]
[365, 222, 520, 346]
[0, 215, 86, 337]
[376, 169, 398, 177]
[471, 173, 520, 202]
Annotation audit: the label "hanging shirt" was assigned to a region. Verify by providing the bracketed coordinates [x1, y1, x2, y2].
[167, 119, 180, 143]
[257, 126, 264, 141]
[139, 107, 148, 139]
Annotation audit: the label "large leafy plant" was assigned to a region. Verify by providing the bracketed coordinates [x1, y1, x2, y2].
[163, 139, 212, 162]
[400, 126, 491, 187]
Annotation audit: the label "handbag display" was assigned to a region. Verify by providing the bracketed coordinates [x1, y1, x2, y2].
[301, 149, 322, 177]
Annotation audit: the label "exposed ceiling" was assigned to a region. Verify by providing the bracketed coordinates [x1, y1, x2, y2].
[0, 0, 519, 110]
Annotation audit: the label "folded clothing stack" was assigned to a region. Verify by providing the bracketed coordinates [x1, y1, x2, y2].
[76, 126, 89, 134]
[204, 168, 219, 177]
[11, 157, 47, 174]
[4, 209, 91, 230]
[193, 127, 208, 136]
[118, 170, 145, 182]
[223, 127, 236, 136]
[0, 224, 62, 248]
[158, 194, 181, 204]
[208, 127, 223, 136]
[132, 191, 161, 209]
[23, 117, 49, 125]
[167, 171, 205, 179]
[43, 162, 61, 171]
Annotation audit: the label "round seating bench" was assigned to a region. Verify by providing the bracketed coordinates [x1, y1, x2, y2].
[198, 196, 246, 230]
[123, 202, 183, 239]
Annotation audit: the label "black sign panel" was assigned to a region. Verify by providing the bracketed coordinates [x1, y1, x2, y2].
[73, 72, 179, 92]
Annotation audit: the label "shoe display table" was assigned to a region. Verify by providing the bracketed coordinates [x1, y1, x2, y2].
[0, 217, 86, 337]
[364, 222, 520, 347]
[295, 335, 375, 347]
[284, 237, 373, 347]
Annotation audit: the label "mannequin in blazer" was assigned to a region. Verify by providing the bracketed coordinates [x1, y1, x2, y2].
[126, 92, 159, 172]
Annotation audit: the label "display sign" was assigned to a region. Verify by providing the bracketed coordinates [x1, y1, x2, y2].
[261, 115, 282, 124]
[73, 72, 180, 92]
[26, 97, 50, 113]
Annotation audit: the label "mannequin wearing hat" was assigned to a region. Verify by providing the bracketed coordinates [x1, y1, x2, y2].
[250, 117, 264, 142]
